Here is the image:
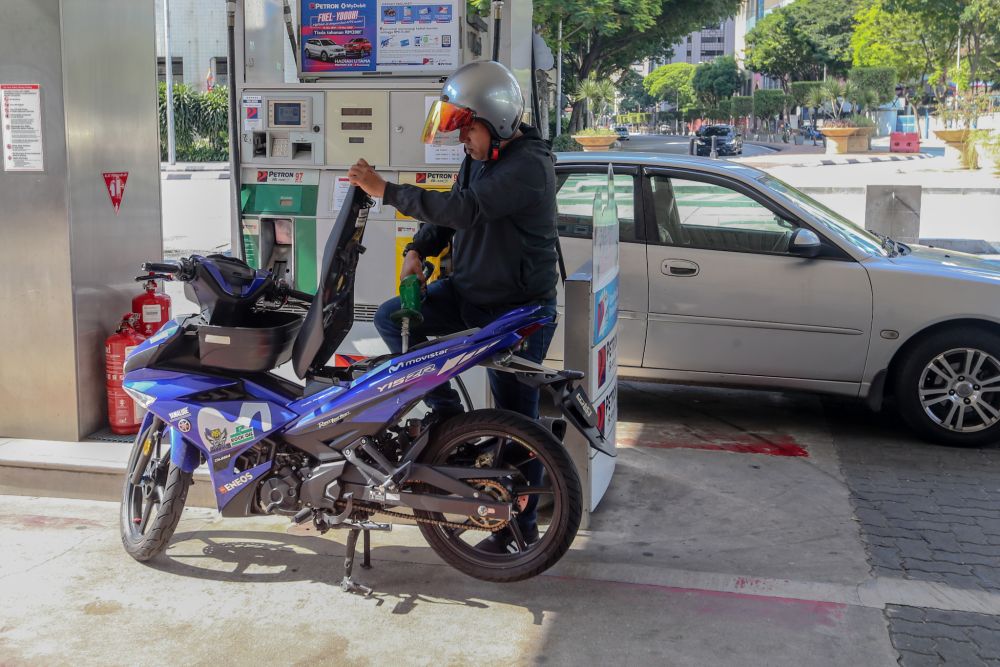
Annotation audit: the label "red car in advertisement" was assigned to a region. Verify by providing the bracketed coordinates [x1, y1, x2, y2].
[345, 37, 372, 58]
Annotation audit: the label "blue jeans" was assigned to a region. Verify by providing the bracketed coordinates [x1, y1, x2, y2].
[374, 278, 557, 529]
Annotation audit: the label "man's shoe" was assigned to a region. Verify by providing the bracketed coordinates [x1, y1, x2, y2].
[476, 523, 540, 554]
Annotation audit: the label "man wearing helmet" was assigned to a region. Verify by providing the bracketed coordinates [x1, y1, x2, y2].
[347, 60, 558, 553]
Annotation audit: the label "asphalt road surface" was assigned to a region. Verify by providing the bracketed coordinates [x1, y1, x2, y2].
[613, 133, 776, 158]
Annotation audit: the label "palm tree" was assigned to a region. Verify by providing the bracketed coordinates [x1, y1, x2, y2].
[574, 75, 616, 128]
[821, 80, 848, 119]
[805, 85, 827, 120]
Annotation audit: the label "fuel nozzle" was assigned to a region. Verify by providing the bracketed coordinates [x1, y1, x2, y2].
[390, 274, 424, 353]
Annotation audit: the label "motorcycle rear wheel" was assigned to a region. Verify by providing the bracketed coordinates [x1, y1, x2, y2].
[414, 409, 582, 582]
[120, 417, 192, 562]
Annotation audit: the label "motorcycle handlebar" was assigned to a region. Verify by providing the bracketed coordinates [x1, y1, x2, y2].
[142, 261, 182, 274]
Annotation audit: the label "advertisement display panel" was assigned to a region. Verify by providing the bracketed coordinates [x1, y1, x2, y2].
[300, 1, 458, 77]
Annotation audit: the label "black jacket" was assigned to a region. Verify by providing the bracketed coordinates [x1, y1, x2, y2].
[382, 125, 558, 307]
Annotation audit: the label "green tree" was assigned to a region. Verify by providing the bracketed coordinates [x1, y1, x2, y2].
[692, 56, 742, 108]
[730, 95, 753, 119]
[644, 62, 697, 115]
[752, 89, 786, 121]
[851, 0, 925, 85]
[959, 0, 1000, 88]
[744, 8, 823, 88]
[785, 0, 861, 78]
[535, 0, 743, 130]
[617, 68, 656, 113]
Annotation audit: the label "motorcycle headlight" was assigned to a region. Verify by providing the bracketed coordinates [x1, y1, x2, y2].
[123, 385, 157, 409]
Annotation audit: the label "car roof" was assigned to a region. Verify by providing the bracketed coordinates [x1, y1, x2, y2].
[554, 151, 767, 184]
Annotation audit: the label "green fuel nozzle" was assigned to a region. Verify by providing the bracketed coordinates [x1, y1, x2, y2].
[390, 273, 425, 353]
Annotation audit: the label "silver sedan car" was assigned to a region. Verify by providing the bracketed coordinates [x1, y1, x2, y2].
[551, 153, 1000, 447]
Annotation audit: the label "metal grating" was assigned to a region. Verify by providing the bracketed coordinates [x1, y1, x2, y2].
[354, 303, 378, 322]
[87, 427, 136, 444]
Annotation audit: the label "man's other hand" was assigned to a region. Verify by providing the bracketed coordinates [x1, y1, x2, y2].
[347, 158, 387, 198]
[400, 250, 426, 284]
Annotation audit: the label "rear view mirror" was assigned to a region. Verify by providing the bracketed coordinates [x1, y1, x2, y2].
[789, 228, 822, 258]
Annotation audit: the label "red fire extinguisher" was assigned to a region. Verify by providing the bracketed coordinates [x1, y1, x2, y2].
[132, 278, 171, 337]
[106, 313, 146, 436]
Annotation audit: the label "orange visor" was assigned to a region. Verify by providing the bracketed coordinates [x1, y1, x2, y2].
[421, 100, 475, 144]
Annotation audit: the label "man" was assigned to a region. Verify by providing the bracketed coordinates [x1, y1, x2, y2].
[347, 60, 558, 553]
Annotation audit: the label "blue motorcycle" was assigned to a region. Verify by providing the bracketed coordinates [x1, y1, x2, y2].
[120, 186, 611, 589]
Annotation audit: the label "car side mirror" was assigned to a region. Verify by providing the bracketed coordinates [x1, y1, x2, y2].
[789, 228, 822, 258]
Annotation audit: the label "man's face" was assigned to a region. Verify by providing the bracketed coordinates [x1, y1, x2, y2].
[459, 120, 492, 161]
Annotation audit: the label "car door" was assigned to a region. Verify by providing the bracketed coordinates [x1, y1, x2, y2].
[548, 165, 648, 369]
[642, 167, 874, 383]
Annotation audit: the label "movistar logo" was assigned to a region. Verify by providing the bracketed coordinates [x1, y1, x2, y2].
[389, 348, 452, 373]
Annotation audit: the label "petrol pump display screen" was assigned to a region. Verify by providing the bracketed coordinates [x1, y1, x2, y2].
[272, 102, 304, 127]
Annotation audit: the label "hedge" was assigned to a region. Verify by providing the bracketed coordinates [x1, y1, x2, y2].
[789, 82, 823, 108]
[730, 95, 753, 118]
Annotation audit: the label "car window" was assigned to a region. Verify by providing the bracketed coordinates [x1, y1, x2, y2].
[650, 175, 799, 254]
[556, 172, 636, 242]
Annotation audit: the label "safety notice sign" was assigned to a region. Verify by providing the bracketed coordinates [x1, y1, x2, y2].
[103, 172, 129, 215]
[1, 84, 44, 172]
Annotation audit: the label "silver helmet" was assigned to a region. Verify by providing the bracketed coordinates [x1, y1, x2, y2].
[422, 60, 525, 143]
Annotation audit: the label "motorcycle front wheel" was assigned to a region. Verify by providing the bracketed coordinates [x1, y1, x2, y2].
[413, 409, 582, 582]
[120, 417, 192, 561]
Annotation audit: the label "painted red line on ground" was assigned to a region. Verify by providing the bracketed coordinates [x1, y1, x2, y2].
[617, 432, 809, 457]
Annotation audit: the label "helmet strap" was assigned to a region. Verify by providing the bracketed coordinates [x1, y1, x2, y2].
[489, 138, 501, 161]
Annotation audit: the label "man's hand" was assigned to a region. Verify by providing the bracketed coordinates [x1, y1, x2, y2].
[347, 158, 387, 198]
[400, 250, 426, 284]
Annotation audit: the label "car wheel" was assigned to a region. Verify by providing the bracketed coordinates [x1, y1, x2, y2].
[895, 328, 1000, 446]
[320, 51, 329, 62]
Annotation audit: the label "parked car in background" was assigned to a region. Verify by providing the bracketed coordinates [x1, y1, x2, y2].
[614, 126, 630, 141]
[695, 125, 743, 156]
[551, 152, 1000, 447]
[344, 37, 372, 57]
[304, 38, 345, 62]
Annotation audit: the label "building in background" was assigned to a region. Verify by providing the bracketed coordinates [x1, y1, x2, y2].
[668, 18, 736, 66]
[154, 0, 228, 90]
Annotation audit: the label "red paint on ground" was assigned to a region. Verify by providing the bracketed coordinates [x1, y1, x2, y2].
[616, 426, 809, 457]
[0, 514, 104, 529]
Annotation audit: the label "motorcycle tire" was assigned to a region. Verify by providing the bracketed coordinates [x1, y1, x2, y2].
[120, 418, 193, 562]
[413, 409, 582, 582]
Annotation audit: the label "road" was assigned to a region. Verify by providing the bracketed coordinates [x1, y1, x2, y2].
[612, 133, 777, 158]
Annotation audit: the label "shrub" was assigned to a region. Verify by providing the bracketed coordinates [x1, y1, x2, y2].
[730, 96, 753, 118]
[551, 134, 583, 152]
[158, 83, 230, 161]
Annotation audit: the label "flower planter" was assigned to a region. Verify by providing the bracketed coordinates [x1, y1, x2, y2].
[821, 127, 860, 155]
[572, 135, 618, 152]
[934, 129, 975, 169]
[846, 127, 874, 153]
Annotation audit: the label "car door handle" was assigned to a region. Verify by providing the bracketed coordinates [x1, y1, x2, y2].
[661, 259, 699, 277]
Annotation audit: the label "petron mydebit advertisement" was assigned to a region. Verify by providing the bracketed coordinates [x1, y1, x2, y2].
[300, 1, 459, 76]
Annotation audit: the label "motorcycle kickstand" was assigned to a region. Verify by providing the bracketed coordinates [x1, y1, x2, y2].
[341, 528, 373, 596]
[362, 529, 372, 570]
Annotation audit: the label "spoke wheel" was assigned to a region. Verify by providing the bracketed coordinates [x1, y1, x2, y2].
[413, 409, 581, 583]
[120, 417, 193, 561]
[896, 329, 1000, 447]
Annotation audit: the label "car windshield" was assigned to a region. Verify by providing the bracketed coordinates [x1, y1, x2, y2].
[760, 175, 888, 256]
[322, 40, 335, 46]
[700, 127, 731, 137]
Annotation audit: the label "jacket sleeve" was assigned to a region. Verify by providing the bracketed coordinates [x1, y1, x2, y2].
[410, 223, 455, 259]
[382, 154, 547, 231]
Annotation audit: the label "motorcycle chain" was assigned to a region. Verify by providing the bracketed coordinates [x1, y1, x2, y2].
[335, 479, 511, 533]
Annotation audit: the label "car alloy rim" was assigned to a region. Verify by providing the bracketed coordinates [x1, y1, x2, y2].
[919, 347, 1000, 433]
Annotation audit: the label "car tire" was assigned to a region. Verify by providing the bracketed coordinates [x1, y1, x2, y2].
[320, 51, 329, 62]
[894, 328, 1000, 447]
